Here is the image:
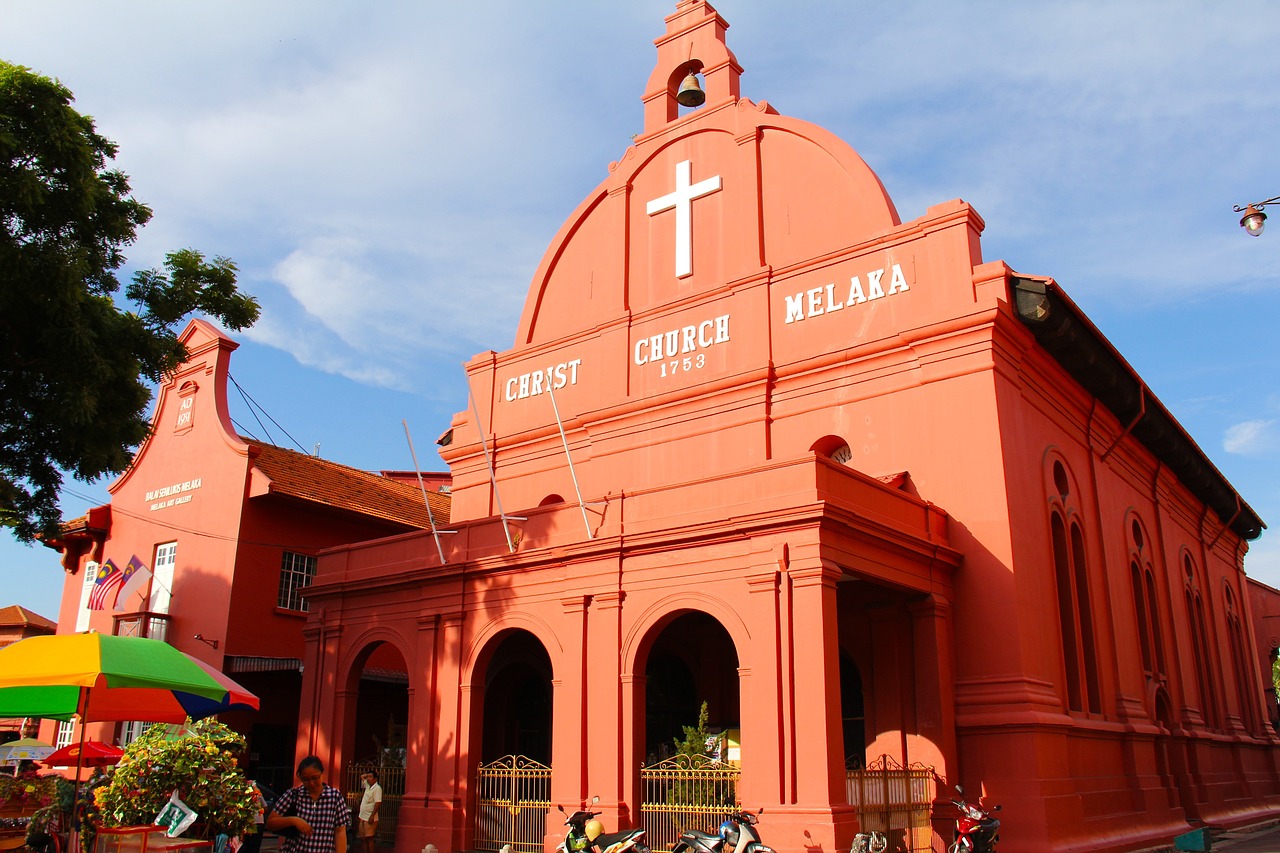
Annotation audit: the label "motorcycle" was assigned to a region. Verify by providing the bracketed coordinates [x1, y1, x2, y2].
[850, 829, 887, 853]
[670, 808, 775, 853]
[947, 786, 1001, 853]
[556, 798, 650, 853]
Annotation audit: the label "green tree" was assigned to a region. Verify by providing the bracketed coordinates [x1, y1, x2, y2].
[0, 60, 259, 540]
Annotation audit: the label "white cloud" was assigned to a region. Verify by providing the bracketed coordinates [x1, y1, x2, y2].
[1225, 420, 1278, 456]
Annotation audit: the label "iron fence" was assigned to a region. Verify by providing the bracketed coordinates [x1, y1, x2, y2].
[342, 762, 405, 847]
[639, 755, 740, 852]
[474, 755, 553, 853]
[846, 755, 936, 853]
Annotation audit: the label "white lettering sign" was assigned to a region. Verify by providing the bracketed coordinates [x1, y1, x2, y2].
[783, 263, 911, 324]
[634, 313, 731, 378]
[145, 478, 202, 511]
[503, 359, 583, 403]
[646, 160, 722, 279]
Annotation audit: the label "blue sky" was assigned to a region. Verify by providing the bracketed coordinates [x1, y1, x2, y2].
[4, 1, 1280, 620]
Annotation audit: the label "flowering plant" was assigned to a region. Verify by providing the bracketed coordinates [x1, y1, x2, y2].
[94, 719, 257, 839]
[0, 768, 56, 809]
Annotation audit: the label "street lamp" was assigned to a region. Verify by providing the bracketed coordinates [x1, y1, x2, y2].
[1235, 195, 1280, 236]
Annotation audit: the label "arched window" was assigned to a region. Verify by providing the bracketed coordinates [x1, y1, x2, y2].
[1047, 457, 1100, 714]
[1182, 553, 1219, 729]
[1224, 584, 1260, 734]
[1127, 517, 1167, 696]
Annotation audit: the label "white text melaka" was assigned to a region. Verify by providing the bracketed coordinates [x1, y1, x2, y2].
[783, 263, 910, 323]
[504, 359, 583, 402]
[634, 314, 731, 365]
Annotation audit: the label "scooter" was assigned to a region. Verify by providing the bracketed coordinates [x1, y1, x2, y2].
[850, 829, 887, 853]
[556, 798, 650, 853]
[670, 808, 775, 853]
[947, 786, 1001, 853]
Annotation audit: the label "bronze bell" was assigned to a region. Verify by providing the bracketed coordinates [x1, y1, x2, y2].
[676, 71, 705, 107]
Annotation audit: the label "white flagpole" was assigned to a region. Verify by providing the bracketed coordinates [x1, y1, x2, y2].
[402, 420, 449, 565]
[546, 382, 594, 540]
[467, 386, 520, 554]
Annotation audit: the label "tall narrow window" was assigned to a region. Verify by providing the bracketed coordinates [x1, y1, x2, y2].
[1128, 518, 1167, 701]
[1184, 554, 1218, 729]
[278, 551, 317, 612]
[1046, 458, 1100, 714]
[151, 542, 177, 614]
[1225, 585, 1260, 734]
[55, 720, 75, 749]
[75, 561, 98, 632]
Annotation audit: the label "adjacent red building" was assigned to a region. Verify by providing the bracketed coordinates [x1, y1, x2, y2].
[44, 320, 445, 791]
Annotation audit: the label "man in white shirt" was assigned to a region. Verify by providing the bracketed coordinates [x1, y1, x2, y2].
[357, 770, 383, 853]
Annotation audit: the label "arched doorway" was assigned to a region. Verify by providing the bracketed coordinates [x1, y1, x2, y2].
[840, 654, 866, 769]
[347, 641, 410, 847]
[638, 611, 741, 851]
[473, 630, 554, 853]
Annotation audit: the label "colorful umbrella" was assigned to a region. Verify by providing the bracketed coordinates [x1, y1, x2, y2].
[0, 633, 259, 722]
[0, 736, 54, 763]
[42, 740, 125, 768]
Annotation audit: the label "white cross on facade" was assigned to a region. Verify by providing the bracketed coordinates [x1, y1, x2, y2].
[646, 159, 722, 278]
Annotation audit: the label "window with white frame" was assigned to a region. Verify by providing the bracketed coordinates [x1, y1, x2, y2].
[120, 720, 148, 746]
[55, 719, 75, 749]
[75, 561, 99, 632]
[150, 542, 176, 614]
[278, 551, 317, 612]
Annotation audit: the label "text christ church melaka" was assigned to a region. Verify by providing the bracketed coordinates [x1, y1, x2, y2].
[297, 4, 1279, 853]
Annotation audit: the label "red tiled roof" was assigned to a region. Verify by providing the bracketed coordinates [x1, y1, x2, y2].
[245, 441, 451, 529]
[0, 605, 57, 631]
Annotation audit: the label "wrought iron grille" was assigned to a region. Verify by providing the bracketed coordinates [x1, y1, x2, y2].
[474, 755, 552, 853]
[640, 755, 740, 852]
[342, 762, 405, 847]
[846, 755, 936, 853]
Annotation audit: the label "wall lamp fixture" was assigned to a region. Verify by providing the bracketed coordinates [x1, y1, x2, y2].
[1235, 195, 1280, 236]
[193, 633, 219, 649]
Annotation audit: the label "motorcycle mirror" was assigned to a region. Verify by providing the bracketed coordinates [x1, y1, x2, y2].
[993, 805, 1002, 811]
[558, 805, 567, 815]
[591, 796, 600, 805]
[954, 785, 964, 796]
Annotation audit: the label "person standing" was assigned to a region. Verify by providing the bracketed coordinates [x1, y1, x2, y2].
[356, 770, 383, 853]
[266, 756, 351, 853]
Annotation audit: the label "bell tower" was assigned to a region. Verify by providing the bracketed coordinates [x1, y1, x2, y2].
[640, 0, 742, 135]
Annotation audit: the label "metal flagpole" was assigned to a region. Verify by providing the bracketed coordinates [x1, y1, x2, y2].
[402, 420, 449, 565]
[546, 382, 594, 539]
[467, 387, 520, 554]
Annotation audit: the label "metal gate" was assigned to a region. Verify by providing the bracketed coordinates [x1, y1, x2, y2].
[846, 755, 936, 853]
[342, 762, 405, 848]
[474, 755, 552, 853]
[639, 755, 740, 852]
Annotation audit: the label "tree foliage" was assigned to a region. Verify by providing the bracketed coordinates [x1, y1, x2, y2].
[0, 60, 260, 540]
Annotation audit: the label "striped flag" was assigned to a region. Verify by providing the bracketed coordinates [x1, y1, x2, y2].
[88, 559, 123, 610]
[113, 555, 153, 611]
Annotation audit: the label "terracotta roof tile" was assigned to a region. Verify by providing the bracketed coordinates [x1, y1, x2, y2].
[0, 605, 57, 631]
[245, 441, 450, 529]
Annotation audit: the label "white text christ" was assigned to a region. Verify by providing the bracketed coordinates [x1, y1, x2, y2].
[646, 159, 722, 278]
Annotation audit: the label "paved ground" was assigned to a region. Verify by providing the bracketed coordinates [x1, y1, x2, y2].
[1213, 822, 1280, 852]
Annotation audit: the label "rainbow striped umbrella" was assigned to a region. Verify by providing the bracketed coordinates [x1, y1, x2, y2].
[0, 633, 258, 723]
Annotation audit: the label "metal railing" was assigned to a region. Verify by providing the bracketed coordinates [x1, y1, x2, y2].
[342, 762, 405, 847]
[846, 755, 936, 853]
[473, 755, 552, 853]
[112, 611, 170, 642]
[639, 755, 740, 852]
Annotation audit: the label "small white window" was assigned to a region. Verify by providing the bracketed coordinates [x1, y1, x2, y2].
[55, 720, 75, 749]
[75, 561, 98, 632]
[151, 543, 177, 614]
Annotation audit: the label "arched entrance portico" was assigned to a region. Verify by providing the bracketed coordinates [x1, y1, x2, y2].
[471, 629, 555, 853]
[342, 639, 411, 847]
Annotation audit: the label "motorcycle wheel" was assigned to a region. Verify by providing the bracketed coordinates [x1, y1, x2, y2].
[634, 845, 651, 853]
[868, 834, 887, 853]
